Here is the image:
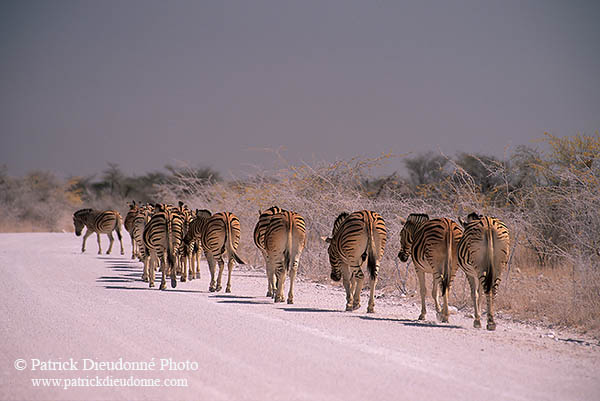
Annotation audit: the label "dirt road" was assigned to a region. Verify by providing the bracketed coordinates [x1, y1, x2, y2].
[1, 233, 598, 400]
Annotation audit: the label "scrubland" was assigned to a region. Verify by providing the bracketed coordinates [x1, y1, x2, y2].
[2, 133, 599, 335]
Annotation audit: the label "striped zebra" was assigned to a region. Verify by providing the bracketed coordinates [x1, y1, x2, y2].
[124, 201, 139, 259]
[323, 210, 387, 313]
[263, 210, 306, 303]
[253, 206, 285, 296]
[181, 209, 206, 282]
[183, 211, 246, 292]
[458, 213, 510, 330]
[143, 204, 186, 290]
[133, 204, 154, 282]
[397, 214, 463, 322]
[73, 208, 124, 255]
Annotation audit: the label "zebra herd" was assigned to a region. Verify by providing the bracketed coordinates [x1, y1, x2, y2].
[73, 205, 510, 331]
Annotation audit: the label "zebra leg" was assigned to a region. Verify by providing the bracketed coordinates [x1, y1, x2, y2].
[159, 254, 168, 290]
[181, 253, 188, 282]
[130, 234, 136, 259]
[416, 269, 427, 320]
[215, 257, 225, 292]
[352, 268, 364, 311]
[195, 249, 201, 279]
[287, 259, 298, 304]
[206, 252, 217, 292]
[170, 257, 177, 289]
[431, 276, 442, 314]
[106, 232, 114, 255]
[142, 255, 149, 282]
[440, 284, 450, 323]
[467, 274, 481, 328]
[366, 269, 378, 313]
[486, 285, 497, 331]
[116, 228, 124, 255]
[225, 257, 234, 293]
[274, 264, 287, 303]
[148, 254, 156, 288]
[265, 256, 275, 297]
[81, 229, 93, 253]
[96, 232, 102, 254]
[342, 267, 354, 311]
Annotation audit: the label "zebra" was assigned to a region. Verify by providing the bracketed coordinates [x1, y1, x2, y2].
[323, 210, 386, 313]
[133, 204, 154, 282]
[73, 208, 124, 255]
[183, 211, 246, 292]
[124, 201, 139, 259]
[397, 213, 463, 323]
[143, 204, 186, 290]
[181, 209, 206, 282]
[458, 212, 510, 330]
[263, 210, 306, 303]
[253, 206, 286, 296]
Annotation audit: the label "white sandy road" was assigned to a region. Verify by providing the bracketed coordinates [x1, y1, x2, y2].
[0, 233, 598, 401]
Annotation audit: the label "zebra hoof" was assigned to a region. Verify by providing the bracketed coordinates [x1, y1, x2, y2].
[131, 255, 135, 260]
[225, 287, 231, 293]
[159, 283, 166, 290]
[181, 276, 187, 282]
[287, 298, 293, 304]
[366, 306, 375, 314]
[418, 314, 426, 320]
[266, 291, 272, 297]
[209, 286, 216, 292]
[345, 305, 353, 311]
[216, 285, 222, 292]
[120, 251, 124, 255]
[149, 282, 155, 288]
[171, 278, 177, 288]
[487, 321, 496, 331]
[474, 319, 482, 329]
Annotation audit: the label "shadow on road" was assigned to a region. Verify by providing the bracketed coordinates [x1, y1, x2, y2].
[216, 299, 272, 305]
[356, 315, 464, 329]
[280, 307, 339, 313]
[104, 285, 207, 294]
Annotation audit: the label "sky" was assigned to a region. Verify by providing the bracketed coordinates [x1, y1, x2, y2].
[1, 0, 599, 179]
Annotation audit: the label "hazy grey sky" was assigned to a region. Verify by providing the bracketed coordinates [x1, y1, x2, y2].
[1, 0, 599, 178]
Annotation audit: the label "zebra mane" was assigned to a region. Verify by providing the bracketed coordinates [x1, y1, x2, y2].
[195, 209, 212, 219]
[74, 208, 93, 216]
[331, 212, 350, 236]
[466, 212, 482, 222]
[406, 213, 429, 225]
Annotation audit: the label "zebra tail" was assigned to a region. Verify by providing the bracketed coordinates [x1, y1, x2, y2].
[482, 227, 495, 294]
[441, 225, 452, 296]
[115, 212, 123, 241]
[284, 213, 292, 272]
[366, 214, 378, 281]
[166, 216, 175, 273]
[226, 215, 246, 265]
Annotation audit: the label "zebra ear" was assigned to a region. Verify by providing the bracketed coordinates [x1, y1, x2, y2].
[320, 236, 331, 243]
[458, 217, 466, 228]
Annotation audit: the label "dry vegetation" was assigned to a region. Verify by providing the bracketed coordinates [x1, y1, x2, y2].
[2, 133, 599, 335]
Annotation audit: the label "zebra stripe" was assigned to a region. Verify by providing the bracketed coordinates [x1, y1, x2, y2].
[325, 210, 386, 313]
[458, 213, 510, 330]
[397, 213, 462, 323]
[124, 201, 139, 259]
[73, 208, 124, 255]
[142, 204, 185, 290]
[263, 210, 306, 304]
[184, 211, 245, 293]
